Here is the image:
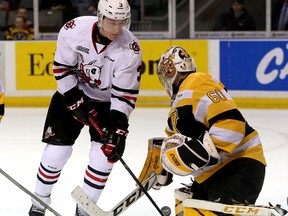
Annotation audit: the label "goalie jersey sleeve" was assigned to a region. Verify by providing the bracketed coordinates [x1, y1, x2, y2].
[166, 73, 266, 183]
[0, 80, 4, 122]
[52, 16, 142, 118]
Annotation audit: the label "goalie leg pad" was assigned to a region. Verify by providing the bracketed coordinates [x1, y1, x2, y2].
[137, 137, 165, 183]
[175, 188, 218, 216]
[174, 187, 193, 201]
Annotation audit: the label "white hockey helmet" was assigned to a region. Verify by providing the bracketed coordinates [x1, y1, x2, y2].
[157, 46, 197, 98]
[97, 0, 131, 29]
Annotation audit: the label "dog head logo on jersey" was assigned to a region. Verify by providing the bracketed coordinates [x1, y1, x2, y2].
[77, 60, 103, 88]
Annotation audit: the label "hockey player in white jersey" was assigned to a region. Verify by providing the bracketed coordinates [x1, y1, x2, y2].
[28, 0, 142, 215]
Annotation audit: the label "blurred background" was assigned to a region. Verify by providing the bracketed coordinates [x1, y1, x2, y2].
[0, 0, 287, 107]
[0, 1, 288, 215]
[0, 0, 287, 40]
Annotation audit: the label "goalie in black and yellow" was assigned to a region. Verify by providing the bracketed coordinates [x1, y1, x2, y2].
[138, 46, 266, 216]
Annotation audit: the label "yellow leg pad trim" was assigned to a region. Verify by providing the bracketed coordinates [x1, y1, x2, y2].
[137, 137, 164, 184]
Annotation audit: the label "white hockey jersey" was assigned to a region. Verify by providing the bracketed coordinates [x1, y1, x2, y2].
[53, 16, 142, 118]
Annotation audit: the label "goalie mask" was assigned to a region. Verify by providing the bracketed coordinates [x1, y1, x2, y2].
[157, 46, 197, 98]
[97, 0, 131, 29]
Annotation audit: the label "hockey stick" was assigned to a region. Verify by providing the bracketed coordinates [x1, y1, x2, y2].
[87, 116, 166, 216]
[116, 153, 165, 216]
[0, 168, 62, 216]
[182, 199, 288, 216]
[71, 172, 157, 216]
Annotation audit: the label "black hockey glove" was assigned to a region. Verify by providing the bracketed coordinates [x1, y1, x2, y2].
[62, 86, 98, 126]
[101, 126, 128, 163]
[101, 111, 129, 163]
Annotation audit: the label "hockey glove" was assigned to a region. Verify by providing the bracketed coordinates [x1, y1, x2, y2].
[101, 126, 128, 163]
[62, 86, 98, 126]
[101, 111, 129, 163]
[161, 132, 219, 176]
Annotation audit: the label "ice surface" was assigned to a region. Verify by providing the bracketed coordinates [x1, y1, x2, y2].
[0, 108, 287, 215]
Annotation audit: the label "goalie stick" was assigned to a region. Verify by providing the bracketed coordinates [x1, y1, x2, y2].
[182, 199, 288, 216]
[71, 173, 157, 216]
[0, 168, 62, 216]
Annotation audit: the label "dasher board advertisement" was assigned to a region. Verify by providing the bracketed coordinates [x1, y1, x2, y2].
[220, 40, 288, 91]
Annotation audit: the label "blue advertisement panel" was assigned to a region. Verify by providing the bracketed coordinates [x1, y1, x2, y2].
[220, 40, 288, 91]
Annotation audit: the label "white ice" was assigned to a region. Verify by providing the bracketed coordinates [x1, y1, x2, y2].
[0, 107, 287, 216]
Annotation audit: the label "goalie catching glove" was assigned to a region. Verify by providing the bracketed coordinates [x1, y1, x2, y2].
[161, 131, 220, 176]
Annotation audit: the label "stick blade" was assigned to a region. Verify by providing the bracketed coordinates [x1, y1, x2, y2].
[71, 186, 111, 216]
[71, 174, 157, 216]
[182, 199, 287, 216]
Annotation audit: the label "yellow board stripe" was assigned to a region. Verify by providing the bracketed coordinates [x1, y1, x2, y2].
[5, 96, 288, 109]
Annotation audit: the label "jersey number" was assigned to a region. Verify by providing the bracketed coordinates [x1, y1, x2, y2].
[207, 89, 227, 103]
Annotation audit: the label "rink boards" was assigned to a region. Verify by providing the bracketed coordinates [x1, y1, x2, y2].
[0, 39, 287, 108]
